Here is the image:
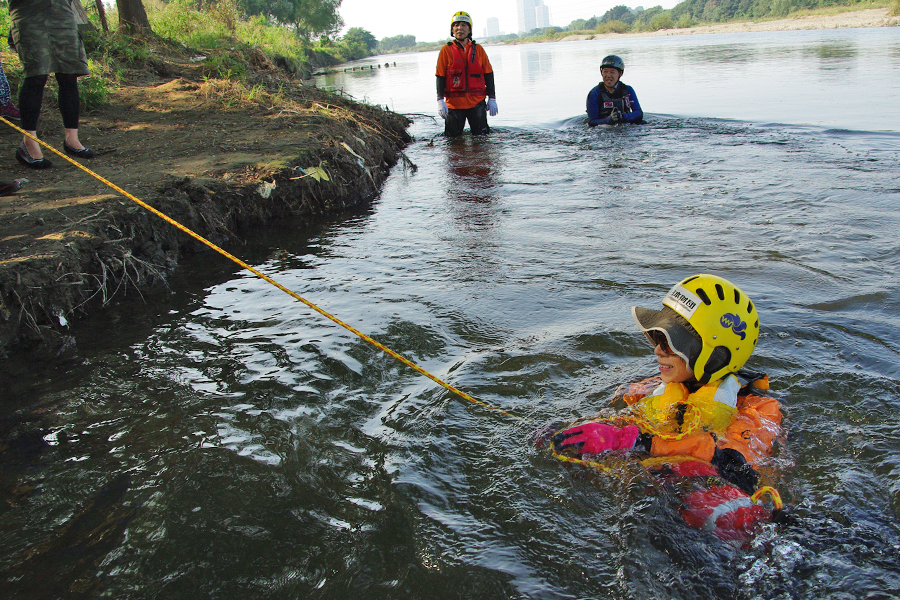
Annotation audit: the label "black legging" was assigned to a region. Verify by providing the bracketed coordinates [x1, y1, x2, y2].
[18, 73, 80, 131]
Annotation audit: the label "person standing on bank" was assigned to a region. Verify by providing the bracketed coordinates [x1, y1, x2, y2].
[435, 11, 498, 137]
[10, 0, 95, 170]
[586, 54, 643, 127]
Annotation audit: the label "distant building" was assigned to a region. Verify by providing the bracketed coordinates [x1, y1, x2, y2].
[486, 17, 500, 38]
[517, 0, 536, 33]
[518, 0, 552, 33]
[535, 3, 551, 28]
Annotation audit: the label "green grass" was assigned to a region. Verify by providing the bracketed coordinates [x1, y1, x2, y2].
[81, 30, 151, 66]
[201, 51, 247, 82]
[146, 0, 308, 69]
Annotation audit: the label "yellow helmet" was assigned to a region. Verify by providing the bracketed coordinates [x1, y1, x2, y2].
[632, 274, 760, 384]
[451, 11, 473, 30]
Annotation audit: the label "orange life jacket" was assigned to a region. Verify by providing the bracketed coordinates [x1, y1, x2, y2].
[620, 374, 783, 466]
[444, 41, 486, 97]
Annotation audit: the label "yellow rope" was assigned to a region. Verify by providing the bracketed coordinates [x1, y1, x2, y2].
[2, 118, 522, 420]
[751, 486, 784, 510]
[5, 123, 789, 522]
[550, 448, 623, 473]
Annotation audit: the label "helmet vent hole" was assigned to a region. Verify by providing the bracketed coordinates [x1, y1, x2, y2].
[715, 284, 725, 301]
[734, 289, 741, 304]
[705, 346, 732, 381]
[748, 300, 754, 314]
[696, 288, 712, 305]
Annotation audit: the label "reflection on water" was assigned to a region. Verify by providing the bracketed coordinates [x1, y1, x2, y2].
[320, 27, 899, 131]
[679, 44, 758, 64]
[444, 136, 502, 204]
[804, 41, 859, 61]
[520, 49, 553, 84]
[3, 27, 900, 600]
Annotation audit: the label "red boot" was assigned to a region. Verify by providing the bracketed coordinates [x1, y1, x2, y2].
[0, 100, 21, 120]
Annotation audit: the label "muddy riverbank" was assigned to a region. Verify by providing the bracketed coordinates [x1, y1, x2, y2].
[0, 43, 411, 361]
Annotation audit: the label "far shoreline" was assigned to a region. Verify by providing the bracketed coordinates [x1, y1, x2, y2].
[536, 7, 898, 44]
[364, 8, 898, 60]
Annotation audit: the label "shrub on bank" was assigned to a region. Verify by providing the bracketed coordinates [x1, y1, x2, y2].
[597, 20, 631, 33]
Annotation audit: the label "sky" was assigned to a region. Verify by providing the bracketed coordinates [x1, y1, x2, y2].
[338, 0, 680, 43]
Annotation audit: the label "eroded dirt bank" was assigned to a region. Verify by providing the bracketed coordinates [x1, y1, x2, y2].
[0, 45, 411, 360]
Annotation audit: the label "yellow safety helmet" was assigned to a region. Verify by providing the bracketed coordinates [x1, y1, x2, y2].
[451, 11, 473, 31]
[632, 274, 760, 385]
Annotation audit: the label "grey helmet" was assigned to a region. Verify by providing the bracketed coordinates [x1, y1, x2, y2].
[601, 55, 625, 73]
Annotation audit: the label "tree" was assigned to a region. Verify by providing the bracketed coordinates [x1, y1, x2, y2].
[568, 18, 587, 31]
[343, 28, 377, 52]
[94, 0, 110, 33]
[602, 5, 636, 24]
[117, 0, 152, 34]
[240, 0, 343, 40]
[378, 34, 416, 53]
[341, 27, 377, 60]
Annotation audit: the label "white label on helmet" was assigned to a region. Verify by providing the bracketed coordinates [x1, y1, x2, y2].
[663, 285, 701, 319]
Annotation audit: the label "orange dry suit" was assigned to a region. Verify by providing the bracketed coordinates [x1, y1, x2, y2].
[621, 372, 783, 469]
[621, 373, 785, 544]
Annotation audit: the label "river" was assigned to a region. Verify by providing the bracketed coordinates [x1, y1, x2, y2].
[1, 28, 899, 599]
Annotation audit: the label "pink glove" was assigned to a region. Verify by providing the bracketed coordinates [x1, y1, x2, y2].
[552, 422, 640, 456]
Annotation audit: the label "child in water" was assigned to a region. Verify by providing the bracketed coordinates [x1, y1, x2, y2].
[545, 274, 785, 540]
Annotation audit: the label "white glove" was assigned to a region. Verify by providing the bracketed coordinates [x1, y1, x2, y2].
[487, 98, 498, 117]
[438, 99, 448, 119]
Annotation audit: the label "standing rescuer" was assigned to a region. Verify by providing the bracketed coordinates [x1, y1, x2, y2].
[435, 11, 498, 136]
[586, 54, 643, 126]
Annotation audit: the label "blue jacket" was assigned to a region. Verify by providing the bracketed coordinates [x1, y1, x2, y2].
[586, 82, 643, 126]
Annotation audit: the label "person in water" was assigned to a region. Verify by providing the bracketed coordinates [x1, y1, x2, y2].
[550, 274, 783, 495]
[586, 55, 643, 126]
[435, 11, 498, 137]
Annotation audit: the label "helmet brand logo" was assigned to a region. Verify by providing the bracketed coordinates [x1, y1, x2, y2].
[721, 313, 747, 339]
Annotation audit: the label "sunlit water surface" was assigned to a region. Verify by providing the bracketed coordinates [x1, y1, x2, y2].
[2, 29, 899, 599]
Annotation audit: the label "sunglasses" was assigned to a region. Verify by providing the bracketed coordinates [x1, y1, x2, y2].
[648, 330, 675, 355]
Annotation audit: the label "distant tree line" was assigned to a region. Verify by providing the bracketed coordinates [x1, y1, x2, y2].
[471, 0, 887, 41]
[378, 34, 416, 54]
[669, 0, 882, 22]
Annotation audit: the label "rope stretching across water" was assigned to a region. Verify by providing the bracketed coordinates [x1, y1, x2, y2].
[7, 121, 785, 512]
[2, 118, 522, 420]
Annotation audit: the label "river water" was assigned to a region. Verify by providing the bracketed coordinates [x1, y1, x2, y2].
[2, 28, 899, 600]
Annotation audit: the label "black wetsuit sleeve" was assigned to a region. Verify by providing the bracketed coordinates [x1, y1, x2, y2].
[436, 76, 446, 100]
[485, 72, 495, 99]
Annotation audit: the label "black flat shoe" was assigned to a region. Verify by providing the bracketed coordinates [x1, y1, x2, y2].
[63, 141, 95, 159]
[16, 143, 52, 169]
